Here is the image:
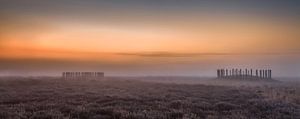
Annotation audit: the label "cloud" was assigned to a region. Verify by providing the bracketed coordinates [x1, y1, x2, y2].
[116, 51, 300, 58]
[117, 52, 233, 57]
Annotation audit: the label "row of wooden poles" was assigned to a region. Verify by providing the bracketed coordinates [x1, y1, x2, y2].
[62, 72, 104, 79]
[217, 69, 272, 79]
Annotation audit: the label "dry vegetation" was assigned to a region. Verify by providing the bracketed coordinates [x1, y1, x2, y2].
[0, 77, 299, 119]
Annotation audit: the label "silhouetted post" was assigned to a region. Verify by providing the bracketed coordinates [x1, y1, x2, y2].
[263, 70, 266, 79]
[234, 69, 237, 78]
[64, 72, 66, 79]
[256, 70, 258, 77]
[236, 68, 238, 77]
[62, 72, 65, 79]
[232, 69, 237, 77]
[85, 72, 87, 79]
[262, 70, 264, 79]
[220, 69, 222, 78]
[268, 70, 270, 79]
[239, 69, 241, 78]
[232, 69, 234, 78]
[223, 69, 225, 78]
[232, 69, 235, 78]
[92, 72, 93, 79]
[234, 69, 236, 78]
[266, 69, 270, 79]
[250, 69, 253, 78]
[269, 70, 272, 79]
[259, 70, 262, 78]
[84, 72, 89, 79]
[68, 72, 70, 79]
[245, 69, 248, 78]
[236, 69, 238, 78]
[81, 72, 84, 79]
[234, 69, 236, 77]
[244, 69, 246, 79]
[93, 72, 96, 79]
[225, 69, 228, 78]
[265, 70, 268, 79]
[220, 69, 224, 78]
[231, 69, 233, 78]
[266, 70, 268, 79]
[70, 72, 72, 79]
[242, 70, 244, 79]
[69, 72, 71, 79]
[73, 72, 75, 79]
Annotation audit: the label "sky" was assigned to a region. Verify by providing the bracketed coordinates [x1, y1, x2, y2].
[0, 0, 299, 77]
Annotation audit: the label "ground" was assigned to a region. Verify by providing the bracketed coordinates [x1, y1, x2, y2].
[0, 77, 299, 119]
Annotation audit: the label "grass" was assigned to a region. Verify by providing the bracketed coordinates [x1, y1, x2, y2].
[0, 77, 299, 119]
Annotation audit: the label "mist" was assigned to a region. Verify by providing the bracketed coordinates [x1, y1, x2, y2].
[0, 54, 299, 78]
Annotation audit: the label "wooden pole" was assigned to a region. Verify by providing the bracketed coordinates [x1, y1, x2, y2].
[259, 70, 262, 78]
[256, 70, 258, 77]
[262, 70, 264, 79]
[270, 70, 272, 79]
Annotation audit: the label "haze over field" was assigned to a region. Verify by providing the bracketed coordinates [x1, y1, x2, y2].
[0, 0, 299, 77]
[1, 1, 300, 118]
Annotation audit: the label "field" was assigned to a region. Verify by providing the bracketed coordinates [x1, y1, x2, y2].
[0, 77, 299, 119]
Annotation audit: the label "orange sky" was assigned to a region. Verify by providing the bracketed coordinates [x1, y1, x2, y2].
[1, 14, 299, 61]
[0, 1, 300, 76]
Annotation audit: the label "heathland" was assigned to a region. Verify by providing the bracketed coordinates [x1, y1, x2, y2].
[0, 77, 299, 119]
